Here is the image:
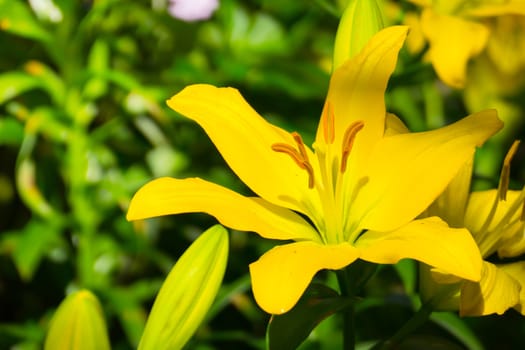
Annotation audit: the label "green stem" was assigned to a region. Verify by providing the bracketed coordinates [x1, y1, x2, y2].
[336, 261, 378, 349]
[337, 269, 355, 350]
[342, 303, 356, 350]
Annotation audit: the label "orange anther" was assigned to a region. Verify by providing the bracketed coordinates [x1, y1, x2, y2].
[340, 121, 365, 173]
[272, 132, 315, 189]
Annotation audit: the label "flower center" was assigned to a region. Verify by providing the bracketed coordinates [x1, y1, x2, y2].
[270, 102, 366, 244]
[271, 119, 365, 190]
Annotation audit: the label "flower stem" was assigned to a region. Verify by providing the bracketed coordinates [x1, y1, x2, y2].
[342, 303, 356, 350]
[337, 261, 378, 349]
[337, 269, 355, 350]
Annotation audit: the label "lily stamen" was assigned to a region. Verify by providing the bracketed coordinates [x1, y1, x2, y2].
[272, 132, 315, 189]
[479, 140, 523, 236]
[340, 121, 365, 172]
[292, 132, 310, 163]
[271, 143, 304, 166]
[498, 140, 521, 201]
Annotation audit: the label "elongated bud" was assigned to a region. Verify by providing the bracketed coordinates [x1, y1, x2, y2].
[139, 224, 229, 350]
[45, 290, 111, 350]
[333, 0, 385, 70]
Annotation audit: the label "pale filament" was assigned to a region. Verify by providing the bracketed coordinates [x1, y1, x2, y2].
[499, 139, 521, 201]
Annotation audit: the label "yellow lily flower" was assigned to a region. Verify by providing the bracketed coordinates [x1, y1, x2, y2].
[463, 14, 525, 143]
[407, 0, 525, 88]
[424, 141, 525, 316]
[127, 26, 502, 315]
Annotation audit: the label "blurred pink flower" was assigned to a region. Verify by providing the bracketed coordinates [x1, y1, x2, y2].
[168, 0, 219, 22]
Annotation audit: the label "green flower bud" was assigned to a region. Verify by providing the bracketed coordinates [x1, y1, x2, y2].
[333, 0, 385, 70]
[139, 224, 229, 350]
[45, 289, 110, 350]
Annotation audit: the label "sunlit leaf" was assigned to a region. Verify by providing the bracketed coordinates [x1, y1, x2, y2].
[0, 0, 52, 43]
[84, 39, 110, 100]
[0, 117, 24, 145]
[12, 220, 61, 281]
[0, 72, 41, 104]
[430, 312, 483, 350]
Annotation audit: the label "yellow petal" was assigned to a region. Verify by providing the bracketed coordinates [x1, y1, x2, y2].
[484, 16, 525, 75]
[421, 9, 489, 88]
[354, 109, 502, 232]
[426, 157, 473, 228]
[404, 12, 426, 54]
[384, 113, 409, 136]
[498, 218, 525, 257]
[465, 190, 517, 232]
[127, 177, 320, 242]
[460, 261, 521, 316]
[499, 261, 525, 315]
[464, 189, 524, 256]
[318, 26, 408, 157]
[355, 217, 482, 281]
[466, 3, 525, 17]
[419, 264, 461, 311]
[167, 84, 318, 215]
[249, 241, 359, 314]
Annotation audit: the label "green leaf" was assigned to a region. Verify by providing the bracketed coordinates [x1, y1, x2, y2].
[430, 312, 483, 350]
[138, 224, 229, 350]
[84, 39, 110, 100]
[267, 283, 356, 350]
[0, 117, 24, 145]
[0, 320, 44, 343]
[206, 274, 252, 321]
[0, 0, 52, 43]
[227, 6, 286, 59]
[0, 63, 65, 106]
[0, 72, 41, 104]
[12, 220, 61, 281]
[394, 259, 417, 294]
[104, 280, 163, 347]
[24, 61, 66, 105]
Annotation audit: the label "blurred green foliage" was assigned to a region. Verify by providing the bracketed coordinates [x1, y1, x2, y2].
[0, 0, 524, 349]
[0, 0, 333, 348]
